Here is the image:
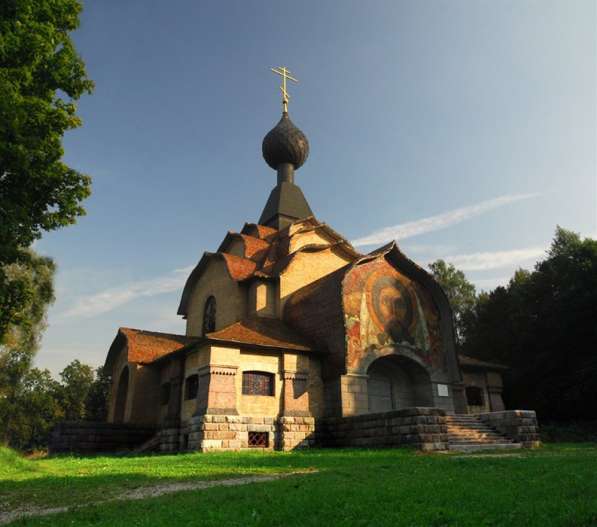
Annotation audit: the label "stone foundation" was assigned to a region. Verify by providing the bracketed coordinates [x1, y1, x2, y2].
[319, 407, 448, 451]
[475, 410, 541, 447]
[278, 416, 316, 450]
[182, 414, 316, 451]
[49, 421, 156, 454]
[158, 427, 182, 453]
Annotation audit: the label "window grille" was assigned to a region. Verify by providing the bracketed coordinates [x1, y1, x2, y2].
[465, 386, 484, 406]
[185, 374, 199, 400]
[248, 431, 269, 448]
[160, 383, 170, 405]
[242, 371, 274, 396]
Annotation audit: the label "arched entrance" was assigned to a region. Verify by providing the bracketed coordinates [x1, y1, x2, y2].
[114, 366, 129, 423]
[367, 355, 433, 413]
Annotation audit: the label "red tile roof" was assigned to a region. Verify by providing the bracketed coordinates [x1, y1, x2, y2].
[241, 223, 278, 241]
[206, 318, 314, 351]
[220, 253, 258, 281]
[179, 217, 360, 315]
[105, 328, 197, 369]
[239, 234, 270, 262]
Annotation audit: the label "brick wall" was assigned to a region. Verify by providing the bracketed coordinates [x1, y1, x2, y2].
[49, 422, 156, 454]
[319, 407, 448, 451]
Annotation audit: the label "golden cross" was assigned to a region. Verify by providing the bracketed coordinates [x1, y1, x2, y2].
[271, 66, 298, 113]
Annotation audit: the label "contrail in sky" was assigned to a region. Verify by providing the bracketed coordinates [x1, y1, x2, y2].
[352, 193, 539, 247]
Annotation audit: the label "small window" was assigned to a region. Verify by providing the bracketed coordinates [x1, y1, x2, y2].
[202, 296, 216, 335]
[466, 386, 484, 406]
[242, 371, 274, 396]
[185, 375, 199, 400]
[248, 431, 269, 448]
[160, 383, 170, 405]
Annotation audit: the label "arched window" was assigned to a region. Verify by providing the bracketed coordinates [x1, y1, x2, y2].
[185, 374, 199, 400]
[202, 296, 216, 335]
[242, 371, 274, 396]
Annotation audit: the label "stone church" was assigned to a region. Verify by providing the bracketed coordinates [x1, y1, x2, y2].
[98, 87, 539, 453]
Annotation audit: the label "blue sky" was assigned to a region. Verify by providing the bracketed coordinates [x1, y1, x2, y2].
[35, 0, 596, 374]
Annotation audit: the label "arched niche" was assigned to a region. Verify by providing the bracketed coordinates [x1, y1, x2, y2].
[113, 365, 130, 423]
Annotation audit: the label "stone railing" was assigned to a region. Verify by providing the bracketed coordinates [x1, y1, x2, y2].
[49, 421, 157, 454]
[319, 407, 448, 451]
[475, 410, 540, 447]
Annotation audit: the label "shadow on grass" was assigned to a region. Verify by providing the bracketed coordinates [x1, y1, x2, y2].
[3, 445, 597, 527]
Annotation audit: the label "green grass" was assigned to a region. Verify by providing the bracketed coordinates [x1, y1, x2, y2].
[2, 444, 597, 526]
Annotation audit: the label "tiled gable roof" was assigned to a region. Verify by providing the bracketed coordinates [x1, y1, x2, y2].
[206, 318, 314, 352]
[178, 216, 362, 316]
[241, 223, 278, 241]
[105, 328, 197, 369]
[220, 253, 258, 281]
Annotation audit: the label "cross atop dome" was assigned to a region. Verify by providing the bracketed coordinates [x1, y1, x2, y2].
[271, 66, 298, 113]
[260, 66, 313, 229]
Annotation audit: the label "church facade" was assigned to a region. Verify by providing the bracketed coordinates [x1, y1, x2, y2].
[102, 103, 536, 453]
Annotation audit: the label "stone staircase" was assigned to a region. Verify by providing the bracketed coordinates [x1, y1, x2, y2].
[446, 414, 522, 452]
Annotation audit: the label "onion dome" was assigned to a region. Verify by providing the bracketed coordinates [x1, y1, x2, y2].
[262, 112, 309, 170]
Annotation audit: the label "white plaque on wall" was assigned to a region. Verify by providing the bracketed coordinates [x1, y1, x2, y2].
[437, 384, 449, 397]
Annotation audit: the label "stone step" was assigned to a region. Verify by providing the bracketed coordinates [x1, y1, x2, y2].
[448, 443, 522, 452]
[445, 415, 516, 448]
[449, 438, 514, 444]
[447, 425, 499, 432]
[447, 428, 498, 435]
[448, 433, 505, 440]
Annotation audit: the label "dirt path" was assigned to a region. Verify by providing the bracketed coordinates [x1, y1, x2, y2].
[0, 470, 315, 526]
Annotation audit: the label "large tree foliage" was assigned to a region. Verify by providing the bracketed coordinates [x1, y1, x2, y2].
[0, 0, 93, 253]
[85, 366, 111, 421]
[1, 359, 108, 450]
[428, 259, 477, 346]
[0, 249, 55, 390]
[0, 367, 63, 450]
[56, 359, 94, 421]
[0, 0, 93, 343]
[462, 228, 597, 421]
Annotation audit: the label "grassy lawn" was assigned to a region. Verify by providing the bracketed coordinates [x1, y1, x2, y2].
[1, 444, 597, 526]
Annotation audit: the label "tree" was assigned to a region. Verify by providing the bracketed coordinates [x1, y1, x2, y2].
[0, 367, 63, 450]
[56, 359, 94, 421]
[0, 0, 93, 343]
[0, 249, 55, 402]
[428, 259, 477, 346]
[462, 227, 597, 421]
[85, 366, 111, 421]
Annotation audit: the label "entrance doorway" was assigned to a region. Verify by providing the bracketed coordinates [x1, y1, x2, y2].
[367, 355, 433, 413]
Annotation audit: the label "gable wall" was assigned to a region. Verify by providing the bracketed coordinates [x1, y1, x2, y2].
[289, 229, 335, 253]
[185, 260, 247, 337]
[224, 239, 245, 258]
[279, 248, 352, 314]
[343, 258, 443, 373]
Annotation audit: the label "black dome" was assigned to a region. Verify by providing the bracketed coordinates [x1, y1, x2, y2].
[262, 112, 309, 170]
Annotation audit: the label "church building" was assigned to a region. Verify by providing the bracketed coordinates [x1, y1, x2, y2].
[101, 70, 538, 453]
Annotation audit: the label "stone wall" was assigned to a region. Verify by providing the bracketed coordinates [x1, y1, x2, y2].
[49, 421, 156, 454]
[475, 410, 540, 447]
[183, 414, 316, 451]
[319, 407, 448, 451]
